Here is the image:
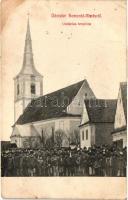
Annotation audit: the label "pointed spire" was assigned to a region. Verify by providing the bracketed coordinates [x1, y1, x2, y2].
[22, 16, 34, 70]
[25, 13, 31, 42]
[17, 15, 42, 77]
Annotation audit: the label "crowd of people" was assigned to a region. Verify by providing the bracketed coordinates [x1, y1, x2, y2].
[1, 144, 127, 177]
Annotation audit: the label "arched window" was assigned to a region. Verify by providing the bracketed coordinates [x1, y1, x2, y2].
[82, 131, 84, 140]
[17, 84, 20, 95]
[52, 127, 54, 143]
[41, 129, 44, 143]
[31, 83, 36, 94]
[86, 130, 88, 140]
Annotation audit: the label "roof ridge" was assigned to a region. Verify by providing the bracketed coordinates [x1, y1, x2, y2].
[34, 79, 85, 101]
[85, 98, 117, 101]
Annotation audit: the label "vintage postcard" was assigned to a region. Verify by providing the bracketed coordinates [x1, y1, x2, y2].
[1, 0, 127, 199]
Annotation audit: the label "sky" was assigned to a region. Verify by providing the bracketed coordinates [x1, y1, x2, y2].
[1, 0, 126, 140]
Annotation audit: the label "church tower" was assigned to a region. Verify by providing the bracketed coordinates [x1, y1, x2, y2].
[14, 17, 43, 122]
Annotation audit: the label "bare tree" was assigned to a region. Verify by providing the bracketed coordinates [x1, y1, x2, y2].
[41, 128, 48, 147]
[41, 127, 55, 148]
[45, 136, 53, 148]
[54, 129, 65, 147]
[73, 129, 80, 145]
[68, 129, 80, 146]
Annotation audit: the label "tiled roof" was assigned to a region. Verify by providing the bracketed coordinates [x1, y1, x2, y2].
[16, 80, 88, 125]
[83, 99, 117, 124]
[120, 82, 127, 120]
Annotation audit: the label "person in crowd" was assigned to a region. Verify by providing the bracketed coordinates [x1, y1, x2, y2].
[105, 153, 112, 176]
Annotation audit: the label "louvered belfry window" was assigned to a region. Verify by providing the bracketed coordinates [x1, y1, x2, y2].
[31, 83, 36, 94]
[17, 84, 20, 95]
[86, 130, 88, 140]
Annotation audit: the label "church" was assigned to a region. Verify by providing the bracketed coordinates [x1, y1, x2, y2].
[10, 19, 96, 148]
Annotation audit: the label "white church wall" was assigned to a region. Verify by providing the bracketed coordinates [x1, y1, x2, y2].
[34, 121, 55, 139]
[80, 124, 94, 148]
[69, 120, 80, 133]
[35, 81, 41, 96]
[25, 80, 31, 98]
[33, 117, 80, 132]
[30, 117, 81, 144]
[15, 101, 23, 122]
[80, 103, 89, 125]
[24, 99, 31, 109]
[55, 118, 70, 132]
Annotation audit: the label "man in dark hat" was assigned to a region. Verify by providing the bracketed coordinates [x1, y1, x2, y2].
[28, 152, 37, 176]
[112, 152, 118, 176]
[123, 147, 127, 176]
[70, 154, 76, 176]
[13, 152, 21, 176]
[105, 153, 112, 176]
[7, 152, 15, 176]
[1, 152, 8, 176]
[22, 153, 29, 176]
[117, 151, 124, 177]
[52, 154, 59, 176]
[37, 155, 43, 176]
[63, 155, 68, 176]
[76, 154, 81, 176]
[58, 154, 64, 176]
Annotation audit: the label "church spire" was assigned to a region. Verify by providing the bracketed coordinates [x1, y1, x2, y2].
[13, 15, 43, 122]
[23, 16, 34, 68]
[26, 14, 31, 41]
[18, 16, 42, 77]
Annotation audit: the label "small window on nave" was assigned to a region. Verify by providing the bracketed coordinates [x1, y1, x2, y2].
[82, 131, 84, 140]
[31, 83, 36, 94]
[86, 130, 88, 140]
